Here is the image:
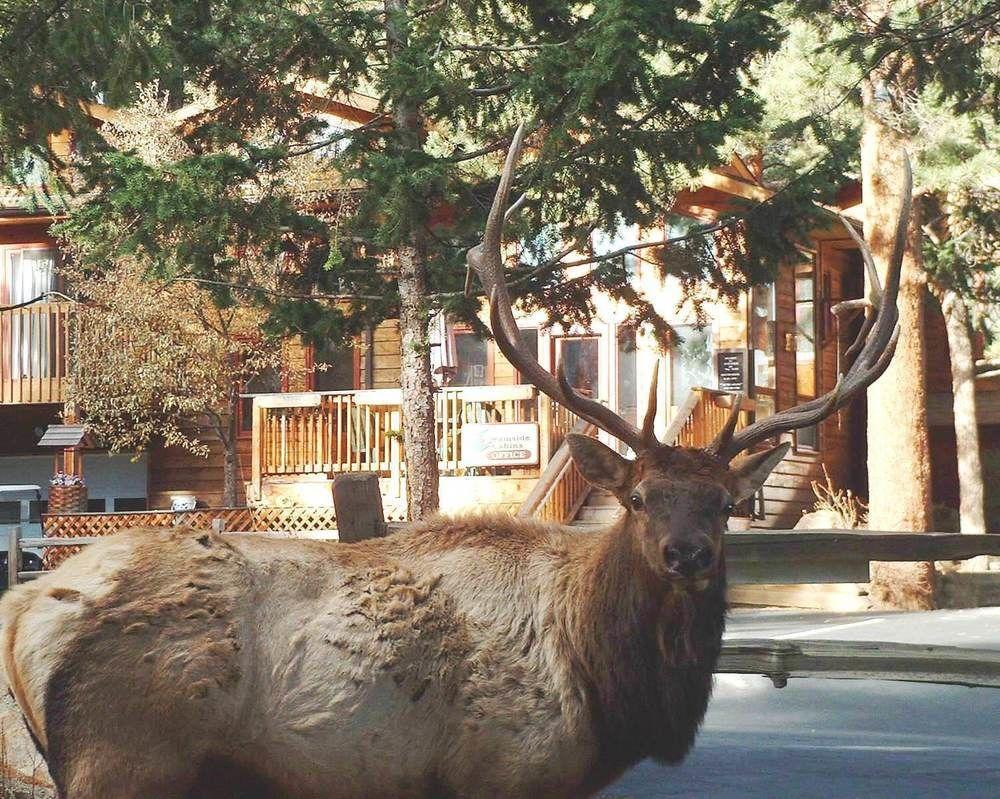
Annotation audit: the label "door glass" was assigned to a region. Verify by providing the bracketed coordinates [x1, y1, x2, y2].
[557, 337, 599, 398]
[671, 325, 714, 406]
[617, 327, 637, 427]
[795, 262, 818, 448]
[453, 332, 489, 386]
[750, 284, 776, 418]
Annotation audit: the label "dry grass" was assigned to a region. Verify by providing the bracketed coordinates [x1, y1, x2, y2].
[810, 466, 868, 529]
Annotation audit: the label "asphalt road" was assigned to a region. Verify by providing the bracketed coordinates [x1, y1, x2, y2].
[602, 608, 1000, 799]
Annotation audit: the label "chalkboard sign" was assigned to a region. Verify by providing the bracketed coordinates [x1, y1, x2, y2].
[716, 349, 747, 393]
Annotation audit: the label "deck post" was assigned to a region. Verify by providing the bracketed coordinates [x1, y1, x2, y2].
[250, 397, 264, 503]
[8, 525, 20, 588]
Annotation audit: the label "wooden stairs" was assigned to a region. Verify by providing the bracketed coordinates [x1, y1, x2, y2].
[569, 489, 623, 530]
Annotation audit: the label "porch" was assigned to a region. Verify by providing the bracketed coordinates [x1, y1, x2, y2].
[246, 384, 754, 523]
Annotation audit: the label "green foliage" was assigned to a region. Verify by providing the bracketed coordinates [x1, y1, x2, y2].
[751, 2, 998, 314]
[1, 0, 816, 348]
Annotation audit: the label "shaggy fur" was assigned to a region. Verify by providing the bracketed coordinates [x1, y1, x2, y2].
[0, 444, 781, 799]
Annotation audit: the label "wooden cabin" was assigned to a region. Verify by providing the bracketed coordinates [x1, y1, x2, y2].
[1, 93, 996, 532]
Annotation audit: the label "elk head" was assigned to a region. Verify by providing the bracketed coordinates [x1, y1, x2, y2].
[467, 123, 909, 584]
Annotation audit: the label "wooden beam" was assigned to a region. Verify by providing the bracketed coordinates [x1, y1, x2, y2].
[727, 530, 1000, 563]
[698, 170, 772, 203]
[718, 638, 1000, 689]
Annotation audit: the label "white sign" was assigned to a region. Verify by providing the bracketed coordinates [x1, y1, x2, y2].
[461, 423, 540, 468]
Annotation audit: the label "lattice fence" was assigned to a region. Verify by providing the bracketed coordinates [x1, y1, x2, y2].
[42, 506, 338, 568]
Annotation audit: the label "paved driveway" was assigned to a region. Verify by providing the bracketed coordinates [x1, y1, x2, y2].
[602, 608, 1000, 798]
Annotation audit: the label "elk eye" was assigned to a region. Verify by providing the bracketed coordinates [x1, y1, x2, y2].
[629, 493, 644, 512]
[722, 502, 735, 516]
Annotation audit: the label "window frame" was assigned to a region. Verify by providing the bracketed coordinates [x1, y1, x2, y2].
[307, 341, 362, 393]
[551, 333, 602, 399]
[793, 257, 821, 452]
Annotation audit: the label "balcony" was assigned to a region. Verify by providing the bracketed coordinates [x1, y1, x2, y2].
[0, 302, 71, 405]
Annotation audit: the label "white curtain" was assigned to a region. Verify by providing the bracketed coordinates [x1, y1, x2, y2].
[3, 247, 57, 379]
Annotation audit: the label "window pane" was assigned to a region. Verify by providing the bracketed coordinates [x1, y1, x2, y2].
[0, 502, 20, 524]
[750, 284, 776, 392]
[617, 328, 637, 427]
[314, 342, 356, 391]
[87, 498, 106, 513]
[3, 248, 56, 304]
[558, 338, 599, 398]
[671, 325, 714, 406]
[454, 333, 488, 386]
[29, 500, 47, 523]
[795, 265, 818, 448]
[114, 497, 148, 512]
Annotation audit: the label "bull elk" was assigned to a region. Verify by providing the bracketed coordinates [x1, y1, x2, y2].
[1, 126, 910, 799]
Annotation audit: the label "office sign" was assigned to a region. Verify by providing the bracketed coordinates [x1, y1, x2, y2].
[462, 423, 539, 467]
[716, 349, 747, 393]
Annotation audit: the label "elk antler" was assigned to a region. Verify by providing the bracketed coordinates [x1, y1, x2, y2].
[712, 157, 912, 462]
[467, 122, 652, 453]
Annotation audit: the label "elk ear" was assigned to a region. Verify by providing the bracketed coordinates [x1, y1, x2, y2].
[567, 434, 630, 492]
[730, 442, 790, 503]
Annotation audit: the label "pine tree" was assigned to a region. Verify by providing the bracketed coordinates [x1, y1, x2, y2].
[753, 0, 999, 604]
[1, 1, 811, 518]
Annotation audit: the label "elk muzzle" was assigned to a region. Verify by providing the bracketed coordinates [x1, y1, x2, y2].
[662, 540, 716, 579]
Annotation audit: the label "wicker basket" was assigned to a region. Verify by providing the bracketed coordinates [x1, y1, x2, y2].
[48, 483, 88, 515]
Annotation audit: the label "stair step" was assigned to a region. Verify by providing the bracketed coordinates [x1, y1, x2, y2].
[576, 506, 624, 521]
[584, 492, 620, 508]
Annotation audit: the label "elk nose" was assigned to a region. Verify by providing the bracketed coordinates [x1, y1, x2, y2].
[664, 544, 715, 577]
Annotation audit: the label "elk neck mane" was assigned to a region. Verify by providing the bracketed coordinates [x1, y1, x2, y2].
[562, 512, 727, 772]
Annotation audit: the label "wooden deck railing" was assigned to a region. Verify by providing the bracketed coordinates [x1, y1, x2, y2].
[0, 302, 71, 405]
[250, 385, 549, 498]
[664, 387, 755, 447]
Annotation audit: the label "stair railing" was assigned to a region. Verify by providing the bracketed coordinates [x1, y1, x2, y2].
[518, 416, 597, 522]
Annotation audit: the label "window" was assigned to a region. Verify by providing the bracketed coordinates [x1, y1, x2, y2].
[749, 284, 776, 419]
[29, 500, 47, 523]
[556, 337, 600, 398]
[453, 331, 490, 386]
[114, 497, 147, 512]
[795, 260, 818, 449]
[313, 341, 358, 392]
[0, 502, 19, 524]
[670, 325, 714, 406]
[617, 327, 638, 428]
[1, 246, 56, 304]
[87, 498, 106, 513]
[2, 246, 58, 379]
[239, 365, 283, 434]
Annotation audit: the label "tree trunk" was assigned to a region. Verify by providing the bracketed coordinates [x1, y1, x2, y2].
[221, 396, 240, 508]
[860, 9, 936, 609]
[938, 290, 987, 556]
[387, 0, 439, 520]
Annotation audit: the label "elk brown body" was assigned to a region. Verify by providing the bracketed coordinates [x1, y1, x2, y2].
[0, 124, 909, 799]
